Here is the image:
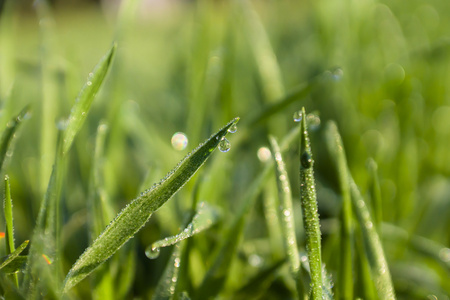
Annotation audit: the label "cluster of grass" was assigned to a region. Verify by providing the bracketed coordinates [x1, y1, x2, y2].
[1, 0, 450, 299]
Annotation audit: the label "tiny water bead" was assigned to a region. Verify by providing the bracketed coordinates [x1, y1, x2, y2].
[306, 113, 321, 130]
[257, 147, 271, 162]
[293, 111, 303, 122]
[171, 132, 189, 151]
[218, 137, 231, 152]
[145, 246, 160, 259]
[227, 123, 237, 133]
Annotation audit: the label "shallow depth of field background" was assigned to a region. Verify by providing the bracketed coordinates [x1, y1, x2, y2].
[1, 0, 450, 299]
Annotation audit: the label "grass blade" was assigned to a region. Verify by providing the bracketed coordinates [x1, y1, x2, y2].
[0, 240, 29, 271]
[152, 242, 184, 300]
[350, 177, 396, 299]
[298, 107, 322, 299]
[0, 256, 26, 274]
[324, 121, 353, 299]
[3, 175, 17, 286]
[63, 117, 239, 292]
[145, 202, 220, 259]
[0, 106, 30, 173]
[61, 43, 116, 156]
[367, 158, 382, 231]
[268, 136, 305, 297]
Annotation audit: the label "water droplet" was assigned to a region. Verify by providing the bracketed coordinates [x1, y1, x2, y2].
[171, 132, 188, 151]
[248, 254, 263, 267]
[439, 248, 450, 262]
[293, 111, 303, 122]
[283, 209, 291, 217]
[88, 72, 94, 78]
[174, 257, 181, 268]
[87, 81, 92, 86]
[306, 113, 321, 130]
[227, 123, 237, 133]
[218, 137, 231, 152]
[56, 119, 69, 130]
[145, 246, 160, 259]
[257, 147, 271, 162]
[301, 152, 312, 168]
[332, 67, 344, 81]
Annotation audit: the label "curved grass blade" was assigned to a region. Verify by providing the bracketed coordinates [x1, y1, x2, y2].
[152, 242, 184, 300]
[61, 43, 116, 156]
[0, 256, 26, 274]
[145, 202, 220, 259]
[350, 177, 396, 299]
[367, 158, 382, 230]
[324, 121, 353, 299]
[63, 117, 239, 293]
[0, 240, 29, 271]
[0, 105, 30, 173]
[298, 107, 323, 300]
[268, 136, 305, 297]
[3, 175, 17, 286]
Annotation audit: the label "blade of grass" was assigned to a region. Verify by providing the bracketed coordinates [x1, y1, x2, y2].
[324, 121, 353, 299]
[61, 43, 116, 156]
[367, 158, 382, 231]
[3, 175, 17, 286]
[63, 117, 239, 292]
[350, 177, 396, 299]
[0, 240, 29, 271]
[0, 106, 30, 173]
[0, 256, 26, 274]
[268, 135, 305, 299]
[298, 107, 322, 300]
[145, 202, 221, 258]
[152, 242, 184, 300]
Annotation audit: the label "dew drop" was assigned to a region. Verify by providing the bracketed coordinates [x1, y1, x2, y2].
[218, 137, 231, 152]
[145, 246, 160, 259]
[301, 151, 312, 168]
[171, 132, 188, 151]
[306, 113, 321, 130]
[257, 147, 271, 162]
[332, 67, 344, 81]
[56, 119, 69, 130]
[87, 81, 92, 86]
[248, 254, 263, 267]
[227, 123, 237, 133]
[439, 248, 450, 262]
[293, 111, 303, 122]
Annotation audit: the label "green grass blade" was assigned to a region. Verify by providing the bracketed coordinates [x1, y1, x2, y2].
[350, 177, 396, 299]
[0, 256, 26, 274]
[324, 121, 353, 299]
[3, 175, 17, 286]
[63, 117, 239, 293]
[0, 240, 29, 271]
[0, 106, 30, 173]
[298, 107, 322, 300]
[268, 136, 305, 297]
[367, 158, 382, 231]
[145, 202, 220, 258]
[61, 43, 116, 156]
[152, 242, 184, 300]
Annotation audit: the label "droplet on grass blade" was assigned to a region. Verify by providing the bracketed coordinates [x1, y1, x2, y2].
[306, 113, 321, 130]
[227, 123, 238, 133]
[145, 247, 160, 259]
[293, 111, 303, 122]
[219, 137, 231, 152]
[301, 151, 312, 168]
[171, 132, 188, 151]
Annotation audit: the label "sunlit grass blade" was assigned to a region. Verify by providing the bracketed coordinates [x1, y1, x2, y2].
[61, 43, 116, 156]
[145, 202, 220, 259]
[354, 228, 377, 300]
[0, 240, 29, 271]
[367, 158, 382, 230]
[324, 121, 353, 299]
[349, 177, 396, 299]
[152, 242, 184, 300]
[268, 136, 305, 298]
[3, 175, 17, 286]
[0, 106, 30, 173]
[63, 117, 239, 293]
[298, 107, 322, 299]
[299, 252, 333, 299]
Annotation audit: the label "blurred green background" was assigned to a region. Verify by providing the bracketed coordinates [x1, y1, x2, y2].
[1, 0, 450, 299]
